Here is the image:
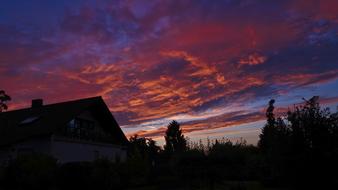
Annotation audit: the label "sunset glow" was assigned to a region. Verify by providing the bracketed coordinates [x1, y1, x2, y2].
[1, 0, 338, 145]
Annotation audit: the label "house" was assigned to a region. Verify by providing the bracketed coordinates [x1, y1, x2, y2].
[0, 97, 129, 163]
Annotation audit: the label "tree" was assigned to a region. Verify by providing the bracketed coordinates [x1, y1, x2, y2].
[258, 99, 291, 182]
[258, 99, 278, 152]
[147, 138, 161, 163]
[164, 120, 187, 154]
[128, 135, 160, 163]
[0, 90, 11, 112]
[258, 96, 338, 187]
[127, 135, 160, 185]
[287, 96, 332, 153]
[129, 135, 148, 159]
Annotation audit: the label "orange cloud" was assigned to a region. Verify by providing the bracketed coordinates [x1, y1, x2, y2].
[238, 52, 267, 66]
[2, 0, 338, 144]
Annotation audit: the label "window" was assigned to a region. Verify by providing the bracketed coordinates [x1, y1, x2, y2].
[19, 116, 40, 126]
[66, 118, 95, 139]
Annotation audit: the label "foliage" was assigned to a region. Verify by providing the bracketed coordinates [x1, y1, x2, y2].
[1, 96, 338, 189]
[1, 153, 57, 190]
[127, 135, 162, 186]
[56, 159, 126, 190]
[208, 138, 261, 181]
[0, 90, 11, 112]
[129, 134, 161, 164]
[164, 120, 187, 154]
[258, 96, 338, 187]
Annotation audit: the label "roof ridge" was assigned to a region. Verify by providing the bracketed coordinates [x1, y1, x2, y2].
[1, 96, 103, 114]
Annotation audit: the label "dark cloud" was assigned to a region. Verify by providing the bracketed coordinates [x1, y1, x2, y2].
[1, 0, 338, 141]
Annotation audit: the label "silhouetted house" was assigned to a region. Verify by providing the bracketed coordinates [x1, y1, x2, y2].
[0, 97, 128, 163]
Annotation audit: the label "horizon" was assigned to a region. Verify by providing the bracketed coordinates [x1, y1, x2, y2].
[1, 0, 338, 146]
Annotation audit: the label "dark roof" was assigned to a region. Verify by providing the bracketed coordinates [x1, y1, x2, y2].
[0, 97, 128, 146]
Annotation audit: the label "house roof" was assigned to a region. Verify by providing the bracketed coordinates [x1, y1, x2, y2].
[0, 96, 129, 146]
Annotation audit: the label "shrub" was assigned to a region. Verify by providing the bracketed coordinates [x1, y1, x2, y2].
[1, 153, 57, 190]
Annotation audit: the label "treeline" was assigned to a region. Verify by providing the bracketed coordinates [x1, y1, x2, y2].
[1, 96, 338, 189]
[258, 97, 338, 188]
[125, 96, 338, 189]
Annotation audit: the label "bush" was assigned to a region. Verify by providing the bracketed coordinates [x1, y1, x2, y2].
[1, 153, 57, 190]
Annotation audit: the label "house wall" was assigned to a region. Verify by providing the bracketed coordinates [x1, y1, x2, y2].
[0, 137, 51, 163]
[51, 137, 127, 163]
[0, 137, 127, 164]
[49, 110, 127, 163]
[1, 109, 128, 164]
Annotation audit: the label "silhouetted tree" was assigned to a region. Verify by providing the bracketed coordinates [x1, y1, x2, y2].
[258, 99, 277, 153]
[127, 135, 161, 186]
[128, 135, 160, 164]
[287, 96, 333, 153]
[129, 135, 148, 158]
[147, 138, 161, 164]
[164, 120, 187, 154]
[0, 90, 11, 112]
[258, 99, 293, 185]
[258, 96, 338, 187]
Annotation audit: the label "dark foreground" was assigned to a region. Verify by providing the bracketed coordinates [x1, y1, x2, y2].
[1, 97, 338, 190]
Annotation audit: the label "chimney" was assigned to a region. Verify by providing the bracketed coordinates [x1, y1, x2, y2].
[31, 99, 43, 108]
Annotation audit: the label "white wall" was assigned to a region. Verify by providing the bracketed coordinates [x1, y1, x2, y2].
[0, 137, 51, 163]
[51, 137, 127, 163]
[0, 137, 127, 164]
[0, 110, 128, 164]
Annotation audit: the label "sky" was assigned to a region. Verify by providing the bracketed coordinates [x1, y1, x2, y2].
[1, 0, 338, 145]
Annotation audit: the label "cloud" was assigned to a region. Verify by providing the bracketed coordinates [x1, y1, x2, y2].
[127, 110, 265, 139]
[238, 52, 267, 66]
[1, 0, 338, 143]
[127, 95, 338, 139]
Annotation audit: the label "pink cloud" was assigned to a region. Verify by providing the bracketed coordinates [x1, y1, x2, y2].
[1, 0, 338, 141]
